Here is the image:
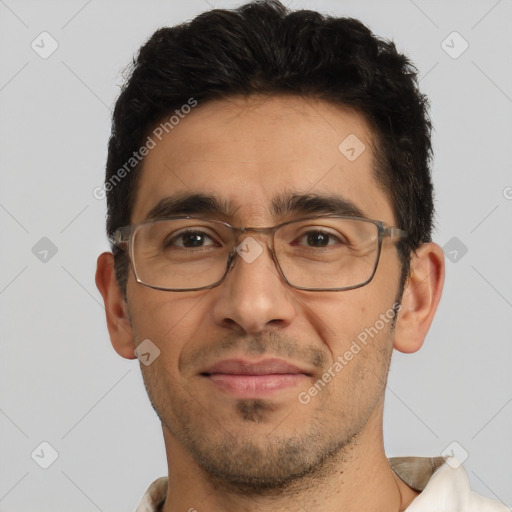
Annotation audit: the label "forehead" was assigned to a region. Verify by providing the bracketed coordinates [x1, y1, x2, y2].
[131, 94, 394, 226]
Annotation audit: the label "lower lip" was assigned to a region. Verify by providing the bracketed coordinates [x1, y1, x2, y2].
[205, 374, 308, 397]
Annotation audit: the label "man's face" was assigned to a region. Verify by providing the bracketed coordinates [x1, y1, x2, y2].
[126, 95, 403, 491]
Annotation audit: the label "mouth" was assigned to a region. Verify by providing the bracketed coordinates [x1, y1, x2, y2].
[200, 358, 311, 398]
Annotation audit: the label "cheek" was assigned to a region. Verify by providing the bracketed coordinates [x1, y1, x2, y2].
[299, 287, 385, 351]
[316, 243, 402, 350]
[298, 320, 394, 425]
[127, 289, 211, 365]
[296, 278, 398, 396]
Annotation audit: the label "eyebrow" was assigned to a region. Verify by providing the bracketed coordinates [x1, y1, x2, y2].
[271, 192, 367, 219]
[144, 192, 238, 221]
[143, 191, 368, 223]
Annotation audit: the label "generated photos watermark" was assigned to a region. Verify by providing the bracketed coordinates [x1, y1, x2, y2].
[298, 302, 402, 405]
[93, 97, 198, 200]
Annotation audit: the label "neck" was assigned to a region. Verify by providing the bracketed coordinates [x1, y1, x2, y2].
[160, 403, 419, 512]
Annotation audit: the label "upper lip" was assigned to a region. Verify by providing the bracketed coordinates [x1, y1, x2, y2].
[201, 358, 309, 376]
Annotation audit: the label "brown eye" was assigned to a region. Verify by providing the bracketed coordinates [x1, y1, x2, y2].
[166, 230, 217, 249]
[295, 230, 344, 248]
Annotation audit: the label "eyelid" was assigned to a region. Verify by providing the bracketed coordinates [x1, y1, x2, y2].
[165, 226, 224, 247]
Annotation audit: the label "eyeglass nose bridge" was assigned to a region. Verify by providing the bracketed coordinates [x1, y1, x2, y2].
[225, 225, 283, 280]
[233, 224, 277, 235]
[229, 224, 279, 252]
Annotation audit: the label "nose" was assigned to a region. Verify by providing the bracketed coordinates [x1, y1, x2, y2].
[211, 235, 297, 334]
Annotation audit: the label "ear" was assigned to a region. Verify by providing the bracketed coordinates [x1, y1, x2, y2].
[393, 242, 445, 354]
[95, 252, 136, 359]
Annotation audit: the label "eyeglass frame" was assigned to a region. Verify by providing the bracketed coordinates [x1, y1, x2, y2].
[110, 214, 408, 292]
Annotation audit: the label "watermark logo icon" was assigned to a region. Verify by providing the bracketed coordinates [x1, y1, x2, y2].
[441, 441, 469, 469]
[338, 134, 366, 162]
[441, 31, 469, 59]
[31, 441, 59, 469]
[31, 32, 59, 59]
[134, 339, 161, 366]
[443, 237, 468, 263]
[236, 237, 263, 263]
[32, 237, 58, 263]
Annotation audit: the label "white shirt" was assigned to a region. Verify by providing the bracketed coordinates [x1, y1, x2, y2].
[134, 456, 509, 512]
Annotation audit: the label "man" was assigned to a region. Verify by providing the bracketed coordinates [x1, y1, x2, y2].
[95, 1, 507, 511]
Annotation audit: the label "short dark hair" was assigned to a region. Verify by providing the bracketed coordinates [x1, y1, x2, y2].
[105, 0, 434, 297]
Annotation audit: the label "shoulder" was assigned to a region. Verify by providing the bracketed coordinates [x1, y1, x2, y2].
[134, 476, 168, 512]
[389, 456, 509, 512]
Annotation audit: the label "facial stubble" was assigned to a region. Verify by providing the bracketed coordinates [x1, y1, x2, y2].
[137, 328, 394, 496]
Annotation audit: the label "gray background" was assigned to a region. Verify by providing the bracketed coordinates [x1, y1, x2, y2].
[1, 0, 511, 510]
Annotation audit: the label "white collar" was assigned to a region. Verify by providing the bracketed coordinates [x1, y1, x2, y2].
[135, 457, 509, 512]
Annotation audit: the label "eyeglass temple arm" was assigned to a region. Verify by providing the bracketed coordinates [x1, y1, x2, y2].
[384, 226, 408, 240]
[109, 227, 130, 248]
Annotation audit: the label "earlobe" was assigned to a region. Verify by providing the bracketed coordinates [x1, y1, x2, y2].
[95, 252, 137, 360]
[393, 242, 445, 354]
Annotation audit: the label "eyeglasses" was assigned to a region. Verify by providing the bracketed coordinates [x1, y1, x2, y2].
[110, 215, 407, 292]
